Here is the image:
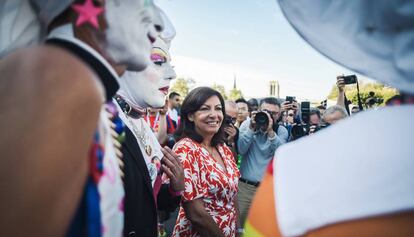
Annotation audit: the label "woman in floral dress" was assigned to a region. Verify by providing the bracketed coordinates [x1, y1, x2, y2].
[172, 87, 241, 237]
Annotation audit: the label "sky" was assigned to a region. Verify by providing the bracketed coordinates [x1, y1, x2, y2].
[156, 0, 371, 101]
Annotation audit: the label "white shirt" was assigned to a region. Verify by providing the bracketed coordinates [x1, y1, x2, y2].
[273, 105, 414, 236]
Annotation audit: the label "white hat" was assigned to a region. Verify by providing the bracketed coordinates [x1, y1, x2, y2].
[0, 0, 73, 57]
[154, 5, 175, 44]
[278, 0, 414, 94]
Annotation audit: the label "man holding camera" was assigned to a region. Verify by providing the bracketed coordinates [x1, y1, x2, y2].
[237, 97, 288, 226]
[224, 100, 240, 163]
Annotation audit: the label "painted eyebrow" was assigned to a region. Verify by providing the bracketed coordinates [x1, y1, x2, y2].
[152, 47, 168, 56]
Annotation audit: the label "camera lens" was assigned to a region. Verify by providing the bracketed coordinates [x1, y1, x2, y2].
[255, 112, 269, 128]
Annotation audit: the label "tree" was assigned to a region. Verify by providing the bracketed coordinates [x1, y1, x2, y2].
[327, 81, 399, 107]
[170, 77, 195, 98]
[211, 83, 228, 100]
[228, 88, 243, 100]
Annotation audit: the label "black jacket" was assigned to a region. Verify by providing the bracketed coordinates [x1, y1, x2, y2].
[122, 128, 180, 237]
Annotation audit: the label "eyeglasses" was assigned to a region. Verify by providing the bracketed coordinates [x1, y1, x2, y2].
[262, 109, 279, 117]
[288, 113, 295, 117]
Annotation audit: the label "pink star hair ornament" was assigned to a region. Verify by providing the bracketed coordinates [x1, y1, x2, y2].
[72, 0, 104, 29]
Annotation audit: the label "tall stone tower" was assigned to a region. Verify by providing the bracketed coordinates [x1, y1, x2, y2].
[269, 80, 280, 98]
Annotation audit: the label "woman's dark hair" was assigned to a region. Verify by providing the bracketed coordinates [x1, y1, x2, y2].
[175, 87, 226, 146]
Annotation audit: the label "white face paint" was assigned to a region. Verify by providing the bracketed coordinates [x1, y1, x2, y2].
[104, 0, 163, 71]
[118, 36, 176, 108]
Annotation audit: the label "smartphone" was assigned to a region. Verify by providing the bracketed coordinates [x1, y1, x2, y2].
[342, 75, 357, 84]
[286, 96, 295, 103]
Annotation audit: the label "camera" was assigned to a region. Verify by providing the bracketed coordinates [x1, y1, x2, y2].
[290, 101, 311, 140]
[166, 134, 176, 149]
[300, 101, 310, 124]
[224, 115, 235, 127]
[342, 74, 357, 84]
[365, 91, 384, 106]
[254, 111, 269, 130]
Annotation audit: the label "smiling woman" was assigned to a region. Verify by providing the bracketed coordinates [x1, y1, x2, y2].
[173, 87, 241, 237]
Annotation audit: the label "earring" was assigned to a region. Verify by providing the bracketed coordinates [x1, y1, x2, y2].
[72, 0, 104, 30]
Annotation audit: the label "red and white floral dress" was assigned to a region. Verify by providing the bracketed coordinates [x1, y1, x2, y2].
[172, 138, 240, 237]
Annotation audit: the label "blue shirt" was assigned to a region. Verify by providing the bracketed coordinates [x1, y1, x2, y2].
[237, 119, 288, 182]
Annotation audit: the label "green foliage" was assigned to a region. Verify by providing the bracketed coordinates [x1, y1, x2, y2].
[228, 88, 243, 100]
[327, 81, 399, 106]
[170, 77, 195, 98]
[211, 83, 228, 100]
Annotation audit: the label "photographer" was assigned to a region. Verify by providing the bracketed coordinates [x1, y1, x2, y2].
[322, 105, 348, 125]
[307, 108, 322, 135]
[247, 98, 259, 116]
[224, 100, 240, 163]
[237, 97, 288, 226]
[289, 102, 321, 140]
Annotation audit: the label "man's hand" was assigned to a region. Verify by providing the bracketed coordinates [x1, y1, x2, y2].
[263, 111, 275, 137]
[281, 101, 299, 114]
[281, 101, 292, 112]
[157, 99, 169, 115]
[161, 146, 184, 192]
[249, 111, 258, 131]
[308, 125, 317, 135]
[337, 75, 346, 92]
[224, 125, 237, 143]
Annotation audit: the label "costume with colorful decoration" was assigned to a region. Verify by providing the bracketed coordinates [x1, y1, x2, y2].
[114, 8, 183, 237]
[0, 0, 162, 236]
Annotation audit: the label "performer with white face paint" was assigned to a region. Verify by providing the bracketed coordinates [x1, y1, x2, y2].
[114, 9, 184, 237]
[118, 31, 178, 144]
[245, 1, 414, 236]
[0, 0, 162, 236]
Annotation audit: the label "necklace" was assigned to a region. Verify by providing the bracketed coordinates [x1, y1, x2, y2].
[128, 117, 152, 157]
[115, 97, 152, 157]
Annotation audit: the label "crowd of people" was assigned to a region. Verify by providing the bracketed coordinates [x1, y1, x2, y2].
[0, 0, 413, 237]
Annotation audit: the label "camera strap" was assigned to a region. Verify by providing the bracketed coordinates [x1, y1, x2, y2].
[356, 79, 364, 111]
[343, 93, 351, 116]
[273, 123, 279, 135]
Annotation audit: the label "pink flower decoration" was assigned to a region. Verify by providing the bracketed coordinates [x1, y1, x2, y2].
[72, 0, 104, 29]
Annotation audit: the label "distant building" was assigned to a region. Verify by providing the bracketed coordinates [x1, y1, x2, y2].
[269, 80, 280, 98]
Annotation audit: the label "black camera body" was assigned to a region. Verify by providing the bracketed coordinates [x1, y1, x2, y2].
[365, 91, 384, 106]
[166, 134, 176, 149]
[290, 101, 312, 140]
[224, 116, 234, 127]
[254, 111, 269, 130]
[342, 75, 357, 84]
[300, 101, 310, 124]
